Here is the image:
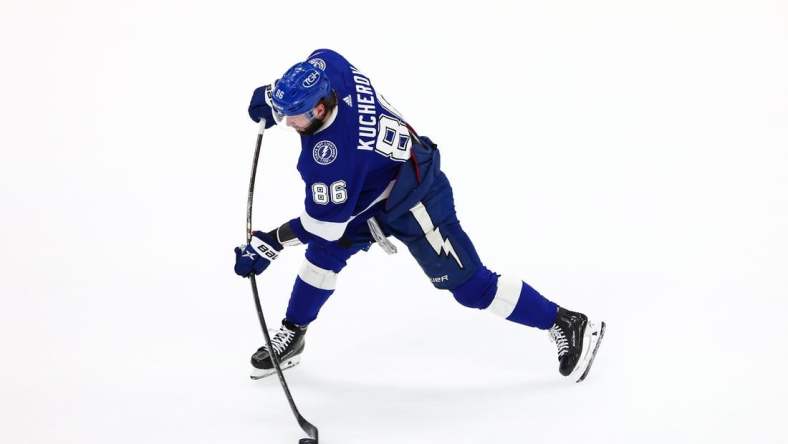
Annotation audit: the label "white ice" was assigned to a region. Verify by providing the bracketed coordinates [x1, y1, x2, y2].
[1, 1, 787, 443]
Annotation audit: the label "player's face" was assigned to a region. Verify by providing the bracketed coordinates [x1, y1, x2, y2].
[285, 113, 312, 132]
[284, 103, 326, 134]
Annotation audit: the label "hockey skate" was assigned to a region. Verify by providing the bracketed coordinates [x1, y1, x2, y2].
[549, 307, 606, 383]
[250, 319, 307, 380]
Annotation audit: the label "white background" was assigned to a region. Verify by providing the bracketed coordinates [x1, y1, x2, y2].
[1, 1, 787, 443]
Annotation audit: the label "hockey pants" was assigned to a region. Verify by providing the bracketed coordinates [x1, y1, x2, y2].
[284, 171, 558, 330]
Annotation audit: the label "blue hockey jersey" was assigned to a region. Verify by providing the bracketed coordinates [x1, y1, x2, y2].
[280, 49, 415, 243]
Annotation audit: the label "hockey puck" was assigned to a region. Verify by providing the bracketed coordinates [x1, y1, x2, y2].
[298, 439, 316, 444]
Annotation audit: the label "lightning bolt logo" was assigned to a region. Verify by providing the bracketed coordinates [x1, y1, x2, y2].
[409, 202, 464, 269]
[313, 140, 337, 165]
[426, 228, 464, 269]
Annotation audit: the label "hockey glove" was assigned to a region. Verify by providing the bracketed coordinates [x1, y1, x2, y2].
[248, 84, 278, 128]
[234, 231, 283, 277]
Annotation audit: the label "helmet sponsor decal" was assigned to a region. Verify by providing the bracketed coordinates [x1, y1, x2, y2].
[313, 140, 338, 165]
[307, 58, 327, 71]
[303, 71, 320, 88]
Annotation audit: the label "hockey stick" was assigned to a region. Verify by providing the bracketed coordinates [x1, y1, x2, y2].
[246, 118, 319, 444]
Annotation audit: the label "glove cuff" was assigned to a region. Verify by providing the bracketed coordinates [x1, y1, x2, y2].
[272, 221, 302, 247]
[250, 235, 280, 261]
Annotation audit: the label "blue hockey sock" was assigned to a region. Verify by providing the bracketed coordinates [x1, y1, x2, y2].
[451, 267, 558, 329]
[285, 277, 334, 326]
[501, 279, 558, 329]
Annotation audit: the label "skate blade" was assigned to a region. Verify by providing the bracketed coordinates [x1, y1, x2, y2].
[249, 356, 301, 380]
[572, 321, 606, 383]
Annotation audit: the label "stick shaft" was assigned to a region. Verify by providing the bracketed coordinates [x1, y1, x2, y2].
[245, 118, 319, 442]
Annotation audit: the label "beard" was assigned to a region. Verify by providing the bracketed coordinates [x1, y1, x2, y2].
[295, 117, 324, 136]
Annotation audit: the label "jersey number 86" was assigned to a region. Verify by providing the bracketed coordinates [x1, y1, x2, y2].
[312, 180, 347, 205]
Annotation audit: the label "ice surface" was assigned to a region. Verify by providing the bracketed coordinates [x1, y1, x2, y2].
[1, 1, 787, 443]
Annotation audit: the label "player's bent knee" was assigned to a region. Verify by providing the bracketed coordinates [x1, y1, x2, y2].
[449, 266, 498, 309]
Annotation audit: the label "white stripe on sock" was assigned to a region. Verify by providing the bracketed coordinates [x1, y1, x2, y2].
[486, 276, 522, 318]
[298, 259, 338, 290]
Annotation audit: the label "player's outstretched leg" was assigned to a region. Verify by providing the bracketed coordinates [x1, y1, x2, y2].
[450, 269, 606, 382]
[549, 307, 606, 382]
[250, 319, 308, 380]
[385, 167, 607, 381]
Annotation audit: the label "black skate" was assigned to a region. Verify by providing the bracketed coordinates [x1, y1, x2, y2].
[250, 319, 307, 380]
[549, 307, 606, 383]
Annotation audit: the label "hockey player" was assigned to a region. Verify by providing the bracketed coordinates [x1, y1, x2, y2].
[234, 49, 605, 382]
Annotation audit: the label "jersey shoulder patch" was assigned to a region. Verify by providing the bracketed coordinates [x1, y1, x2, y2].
[312, 140, 338, 165]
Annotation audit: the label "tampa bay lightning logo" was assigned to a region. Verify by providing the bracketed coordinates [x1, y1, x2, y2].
[307, 58, 327, 71]
[313, 140, 338, 165]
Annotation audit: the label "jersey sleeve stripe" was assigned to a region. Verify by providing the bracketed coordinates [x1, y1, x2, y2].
[295, 180, 396, 243]
[299, 212, 349, 241]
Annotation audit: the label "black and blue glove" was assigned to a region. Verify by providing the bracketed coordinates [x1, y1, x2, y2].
[234, 231, 283, 277]
[248, 84, 278, 128]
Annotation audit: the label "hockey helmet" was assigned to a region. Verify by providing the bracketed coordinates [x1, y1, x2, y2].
[270, 62, 332, 118]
